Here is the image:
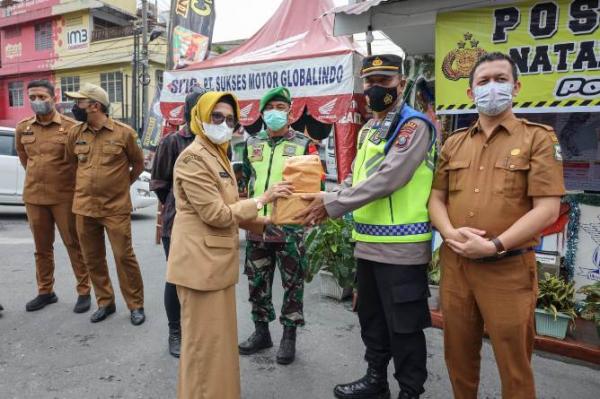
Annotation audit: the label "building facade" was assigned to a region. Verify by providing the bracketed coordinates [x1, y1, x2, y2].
[0, 0, 166, 128]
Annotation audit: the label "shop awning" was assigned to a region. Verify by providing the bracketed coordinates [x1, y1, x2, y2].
[327, 0, 519, 55]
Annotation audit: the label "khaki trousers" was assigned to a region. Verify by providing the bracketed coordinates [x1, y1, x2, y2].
[25, 202, 90, 295]
[440, 245, 537, 399]
[176, 285, 240, 399]
[76, 214, 144, 310]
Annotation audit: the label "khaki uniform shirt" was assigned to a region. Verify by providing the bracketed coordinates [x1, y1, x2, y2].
[15, 112, 78, 205]
[65, 117, 145, 217]
[432, 115, 566, 248]
[324, 118, 433, 265]
[167, 136, 262, 291]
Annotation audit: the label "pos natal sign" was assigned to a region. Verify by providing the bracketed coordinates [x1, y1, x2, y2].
[435, 0, 600, 114]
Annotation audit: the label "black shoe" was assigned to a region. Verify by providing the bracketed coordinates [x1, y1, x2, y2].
[276, 326, 296, 365]
[168, 326, 181, 358]
[130, 308, 145, 326]
[73, 295, 91, 313]
[333, 367, 391, 399]
[238, 321, 273, 355]
[398, 391, 420, 399]
[90, 304, 116, 323]
[25, 293, 58, 312]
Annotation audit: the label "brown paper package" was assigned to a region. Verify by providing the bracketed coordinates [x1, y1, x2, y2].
[272, 155, 322, 225]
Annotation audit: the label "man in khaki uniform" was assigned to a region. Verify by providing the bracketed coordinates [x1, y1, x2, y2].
[429, 52, 565, 399]
[15, 80, 91, 313]
[64, 84, 146, 325]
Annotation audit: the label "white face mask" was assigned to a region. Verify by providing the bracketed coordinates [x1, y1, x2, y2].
[202, 121, 233, 144]
[473, 81, 514, 116]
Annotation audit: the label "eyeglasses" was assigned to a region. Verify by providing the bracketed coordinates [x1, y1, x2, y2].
[211, 112, 237, 128]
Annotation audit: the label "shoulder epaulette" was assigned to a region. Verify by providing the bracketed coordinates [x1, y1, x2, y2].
[60, 114, 77, 124]
[16, 116, 35, 127]
[292, 130, 310, 144]
[247, 134, 264, 146]
[181, 153, 202, 164]
[113, 120, 129, 128]
[449, 127, 469, 136]
[523, 120, 554, 131]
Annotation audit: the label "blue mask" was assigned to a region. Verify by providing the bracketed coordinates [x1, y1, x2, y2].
[263, 110, 288, 131]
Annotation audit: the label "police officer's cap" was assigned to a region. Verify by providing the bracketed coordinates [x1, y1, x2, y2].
[360, 54, 404, 78]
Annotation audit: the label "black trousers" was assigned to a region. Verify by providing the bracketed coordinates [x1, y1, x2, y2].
[356, 258, 431, 395]
[162, 237, 180, 330]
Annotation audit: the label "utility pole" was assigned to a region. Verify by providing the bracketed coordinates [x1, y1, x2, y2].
[166, 0, 176, 70]
[132, 25, 140, 133]
[141, 0, 149, 134]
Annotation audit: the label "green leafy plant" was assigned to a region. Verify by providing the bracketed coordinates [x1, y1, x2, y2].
[304, 217, 356, 289]
[577, 281, 600, 326]
[428, 247, 441, 285]
[537, 272, 577, 322]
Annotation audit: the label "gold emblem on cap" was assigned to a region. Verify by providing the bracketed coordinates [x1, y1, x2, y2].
[372, 57, 383, 67]
[510, 148, 521, 156]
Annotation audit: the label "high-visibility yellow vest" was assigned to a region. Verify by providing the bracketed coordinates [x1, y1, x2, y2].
[352, 105, 436, 243]
[246, 130, 308, 216]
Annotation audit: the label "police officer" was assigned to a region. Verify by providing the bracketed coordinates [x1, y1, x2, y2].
[428, 52, 564, 399]
[64, 84, 146, 326]
[150, 87, 207, 357]
[15, 80, 91, 313]
[238, 87, 310, 365]
[300, 55, 435, 399]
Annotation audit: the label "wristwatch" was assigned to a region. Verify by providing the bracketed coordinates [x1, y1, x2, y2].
[254, 198, 264, 210]
[491, 237, 507, 256]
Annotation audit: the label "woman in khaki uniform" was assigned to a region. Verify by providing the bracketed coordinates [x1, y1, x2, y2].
[166, 91, 292, 399]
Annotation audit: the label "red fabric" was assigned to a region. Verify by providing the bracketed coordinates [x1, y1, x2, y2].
[541, 203, 570, 236]
[334, 94, 367, 182]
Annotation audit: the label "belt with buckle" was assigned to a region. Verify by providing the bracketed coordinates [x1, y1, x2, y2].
[473, 247, 535, 263]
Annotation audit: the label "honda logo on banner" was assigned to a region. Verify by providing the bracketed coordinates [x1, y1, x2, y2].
[240, 103, 253, 118]
[318, 98, 337, 115]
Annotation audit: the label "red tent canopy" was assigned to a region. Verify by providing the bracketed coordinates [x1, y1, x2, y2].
[159, 0, 365, 181]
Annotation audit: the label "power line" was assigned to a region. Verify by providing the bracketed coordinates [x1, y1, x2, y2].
[1, 42, 167, 70]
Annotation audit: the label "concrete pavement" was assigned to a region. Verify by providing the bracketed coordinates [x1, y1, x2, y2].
[0, 205, 598, 399]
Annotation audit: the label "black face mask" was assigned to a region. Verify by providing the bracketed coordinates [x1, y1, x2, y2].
[71, 105, 88, 122]
[364, 85, 399, 112]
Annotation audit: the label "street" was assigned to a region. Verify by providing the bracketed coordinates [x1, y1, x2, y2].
[0, 205, 598, 399]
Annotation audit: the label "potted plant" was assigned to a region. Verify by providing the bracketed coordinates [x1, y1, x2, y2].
[428, 247, 441, 310]
[577, 281, 600, 338]
[535, 272, 577, 340]
[304, 216, 355, 300]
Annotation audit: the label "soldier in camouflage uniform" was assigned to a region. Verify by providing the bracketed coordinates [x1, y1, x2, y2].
[239, 87, 309, 365]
